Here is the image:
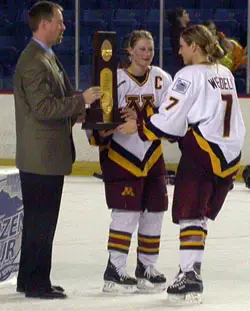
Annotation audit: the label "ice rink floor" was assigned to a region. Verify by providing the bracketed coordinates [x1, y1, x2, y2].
[0, 176, 249, 311]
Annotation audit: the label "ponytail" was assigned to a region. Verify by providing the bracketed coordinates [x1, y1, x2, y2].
[205, 41, 225, 61]
[181, 25, 225, 63]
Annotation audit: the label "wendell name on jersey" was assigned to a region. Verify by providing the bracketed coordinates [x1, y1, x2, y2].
[87, 66, 172, 177]
[138, 64, 245, 178]
[208, 76, 234, 90]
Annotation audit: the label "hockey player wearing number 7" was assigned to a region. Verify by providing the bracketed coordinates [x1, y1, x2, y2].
[117, 25, 245, 303]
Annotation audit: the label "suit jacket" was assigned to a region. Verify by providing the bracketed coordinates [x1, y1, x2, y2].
[14, 39, 85, 175]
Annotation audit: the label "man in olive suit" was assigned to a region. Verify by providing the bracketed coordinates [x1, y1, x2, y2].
[14, 1, 101, 299]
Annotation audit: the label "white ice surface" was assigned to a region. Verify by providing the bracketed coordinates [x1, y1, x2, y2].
[1, 177, 249, 311]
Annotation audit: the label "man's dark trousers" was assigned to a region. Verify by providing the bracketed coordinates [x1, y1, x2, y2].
[17, 171, 64, 292]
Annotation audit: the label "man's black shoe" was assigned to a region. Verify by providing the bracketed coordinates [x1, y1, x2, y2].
[25, 288, 67, 299]
[17, 285, 64, 293]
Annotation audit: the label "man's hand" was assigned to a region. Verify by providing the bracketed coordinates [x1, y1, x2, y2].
[82, 86, 102, 105]
[117, 119, 138, 135]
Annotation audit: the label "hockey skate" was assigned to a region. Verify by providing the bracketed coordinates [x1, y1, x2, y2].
[135, 259, 166, 293]
[103, 259, 137, 293]
[167, 263, 203, 304]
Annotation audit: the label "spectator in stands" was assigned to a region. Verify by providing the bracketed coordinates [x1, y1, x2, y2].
[167, 7, 190, 71]
[203, 20, 246, 72]
[14, 1, 101, 300]
[86, 30, 172, 294]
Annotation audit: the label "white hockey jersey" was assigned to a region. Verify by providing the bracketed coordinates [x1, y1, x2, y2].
[89, 66, 172, 177]
[139, 64, 245, 177]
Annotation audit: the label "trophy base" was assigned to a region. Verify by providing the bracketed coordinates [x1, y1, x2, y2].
[82, 121, 122, 130]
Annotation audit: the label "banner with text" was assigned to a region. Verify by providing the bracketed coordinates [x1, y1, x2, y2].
[0, 169, 23, 284]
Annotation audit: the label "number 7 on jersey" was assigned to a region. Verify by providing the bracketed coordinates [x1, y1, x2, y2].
[222, 94, 233, 138]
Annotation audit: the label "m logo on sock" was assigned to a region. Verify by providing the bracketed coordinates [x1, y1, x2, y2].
[121, 187, 135, 197]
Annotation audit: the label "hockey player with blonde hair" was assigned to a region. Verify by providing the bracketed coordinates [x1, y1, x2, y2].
[117, 25, 245, 303]
[86, 30, 172, 293]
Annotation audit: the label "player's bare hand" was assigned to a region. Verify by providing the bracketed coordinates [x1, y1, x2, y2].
[117, 119, 137, 135]
[120, 107, 137, 121]
[82, 86, 102, 105]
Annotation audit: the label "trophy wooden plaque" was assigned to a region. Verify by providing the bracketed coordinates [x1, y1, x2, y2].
[82, 31, 122, 130]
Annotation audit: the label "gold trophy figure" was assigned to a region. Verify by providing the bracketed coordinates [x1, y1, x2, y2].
[82, 31, 122, 130]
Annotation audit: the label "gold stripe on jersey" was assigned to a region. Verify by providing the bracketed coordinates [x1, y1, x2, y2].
[142, 120, 159, 141]
[123, 68, 150, 86]
[193, 130, 240, 177]
[89, 135, 96, 146]
[146, 105, 154, 117]
[108, 143, 162, 177]
[142, 94, 155, 114]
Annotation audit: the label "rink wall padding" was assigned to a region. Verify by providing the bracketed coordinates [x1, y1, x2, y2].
[0, 159, 245, 181]
[0, 93, 249, 182]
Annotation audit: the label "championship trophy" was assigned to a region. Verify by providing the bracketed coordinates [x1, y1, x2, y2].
[82, 31, 122, 129]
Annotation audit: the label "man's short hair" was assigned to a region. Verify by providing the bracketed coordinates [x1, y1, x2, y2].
[28, 1, 63, 32]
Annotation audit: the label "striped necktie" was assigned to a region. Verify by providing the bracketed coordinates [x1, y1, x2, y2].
[50, 53, 65, 84]
[50, 53, 71, 133]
